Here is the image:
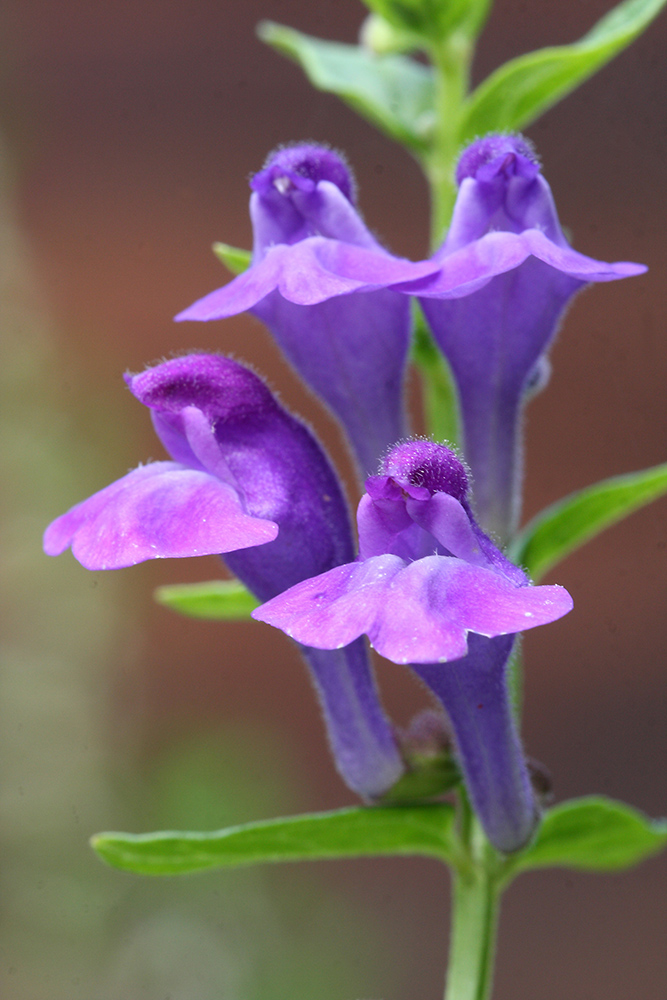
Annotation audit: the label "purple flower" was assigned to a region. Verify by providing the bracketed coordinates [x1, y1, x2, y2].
[411, 135, 647, 542]
[44, 354, 405, 800]
[254, 440, 573, 851]
[175, 140, 644, 504]
[175, 144, 440, 476]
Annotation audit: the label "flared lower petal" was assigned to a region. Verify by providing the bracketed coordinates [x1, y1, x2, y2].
[399, 228, 645, 300]
[252, 555, 406, 648]
[43, 462, 278, 570]
[413, 634, 538, 853]
[175, 237, 439, 318]
[521, 229, 646, 282]
[302, 640, 405, 800]
[254, 554, 573, 664]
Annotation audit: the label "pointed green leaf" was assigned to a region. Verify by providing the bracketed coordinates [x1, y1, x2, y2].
[155, 579, 259, 620]
[460, 0, 667, 141]
[212, 242, 251, 275]
[509, 462, 667, 582]
[511, 797, 667, 874]
[258, 21, 435, 152]
[91, 803, 457, 875]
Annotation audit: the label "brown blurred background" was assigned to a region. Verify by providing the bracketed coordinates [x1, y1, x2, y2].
[0, 1, 665, 998]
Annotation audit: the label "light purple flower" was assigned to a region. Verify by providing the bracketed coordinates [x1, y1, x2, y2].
[411, 135, 647, 542]
[175, 144, 440, 477]
[44, 354, 404, 800]
[254, 440, 573, 851]
[175, 140, 644, 503]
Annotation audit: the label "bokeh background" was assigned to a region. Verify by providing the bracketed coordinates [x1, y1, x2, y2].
[1, 1, 665, 997]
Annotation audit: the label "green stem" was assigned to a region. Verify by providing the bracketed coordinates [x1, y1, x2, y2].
[412, 33, 471, 441]
[412, 302, 460, 445]
[442, 798, 504, 1000]
[444, 858, 501, 1000]
[425, 33, 472, 247]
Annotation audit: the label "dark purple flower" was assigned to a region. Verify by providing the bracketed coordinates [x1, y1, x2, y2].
[175, 144, 440, 477]
[44, 354, 404, 800]
[411, 135, 647, 542]
[254, 440, 573, 851]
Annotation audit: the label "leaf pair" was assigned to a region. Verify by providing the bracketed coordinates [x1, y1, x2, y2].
[93, 796, 666, 877]
[259, 0, 667, 157]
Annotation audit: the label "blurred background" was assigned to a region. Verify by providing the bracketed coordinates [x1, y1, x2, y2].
[0, 1, 665, 997]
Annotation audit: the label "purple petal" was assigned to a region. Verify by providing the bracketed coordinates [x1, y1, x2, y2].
[252, 288, 411, 476]
[44, 462, 278, 570]
[521, 229, 646, 281]
[420, 257, 582, 540]
[175, 237, 439, 319]
[253, 149, 354, 199]
[413, 634, 537, 853]
[250, 181, 372, 251]
[404, 492, 490, 566]
[252, 555, 406, 647]
[254, 554, 572, 664]
[128, 353, 275, 422]
[394, 231, 531, 297]
[398, 229, 645, 299]
[367, 557, 572, 663]
[128, 355, 356, 600]
[302, 641, 405, 800]
[356, 493, 415, 560]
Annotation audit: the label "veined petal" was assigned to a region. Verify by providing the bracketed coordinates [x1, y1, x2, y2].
[393, 230, 531, 298]
[399, 229, 645, 299]
[370, 557, 571, 664]
[254, 552, 572, 665]
[176, 237, 440, 319]
[44, 462, 278, 570]
[252, 554, 406, 648]
[520, 228, 647, 281]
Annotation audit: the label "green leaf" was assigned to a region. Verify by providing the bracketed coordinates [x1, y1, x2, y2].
[460, 0, 667, 141]
[362, 0, 491, 42]
[154, 579, 259, 620]
[258, 21, 435, 152]
[212, 242, 251, 275]
[91, 803, 457, 875]
[511, 797, 667, 874]
[509, 462, 667, 581]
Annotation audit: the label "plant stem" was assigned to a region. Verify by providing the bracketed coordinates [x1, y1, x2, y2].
[444, 857, 501, 1000]
[425, 33, 471, 248]
[412, 302, 460, 445]
[412, 32, 471, 440]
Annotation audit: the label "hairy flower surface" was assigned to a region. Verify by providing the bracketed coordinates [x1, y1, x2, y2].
[176, 145, 436, 476]
[44, 354, 404, 799]
[175, 141, 643, 496]
[254, 440, 573, 851]
[412, 135, 647, 541]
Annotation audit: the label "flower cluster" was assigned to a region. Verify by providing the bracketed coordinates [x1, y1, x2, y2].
[46, 136, 644, 852]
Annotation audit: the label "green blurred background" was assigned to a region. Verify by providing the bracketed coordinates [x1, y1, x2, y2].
[0, 1, 665, 997]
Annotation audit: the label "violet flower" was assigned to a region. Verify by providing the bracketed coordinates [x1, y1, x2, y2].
[412, 135, 647, 542]
[175, 144, 440, 476]
[175, 140, 644, 507]
[254, 440, 573, 852]
[44, 354, 405, 800]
